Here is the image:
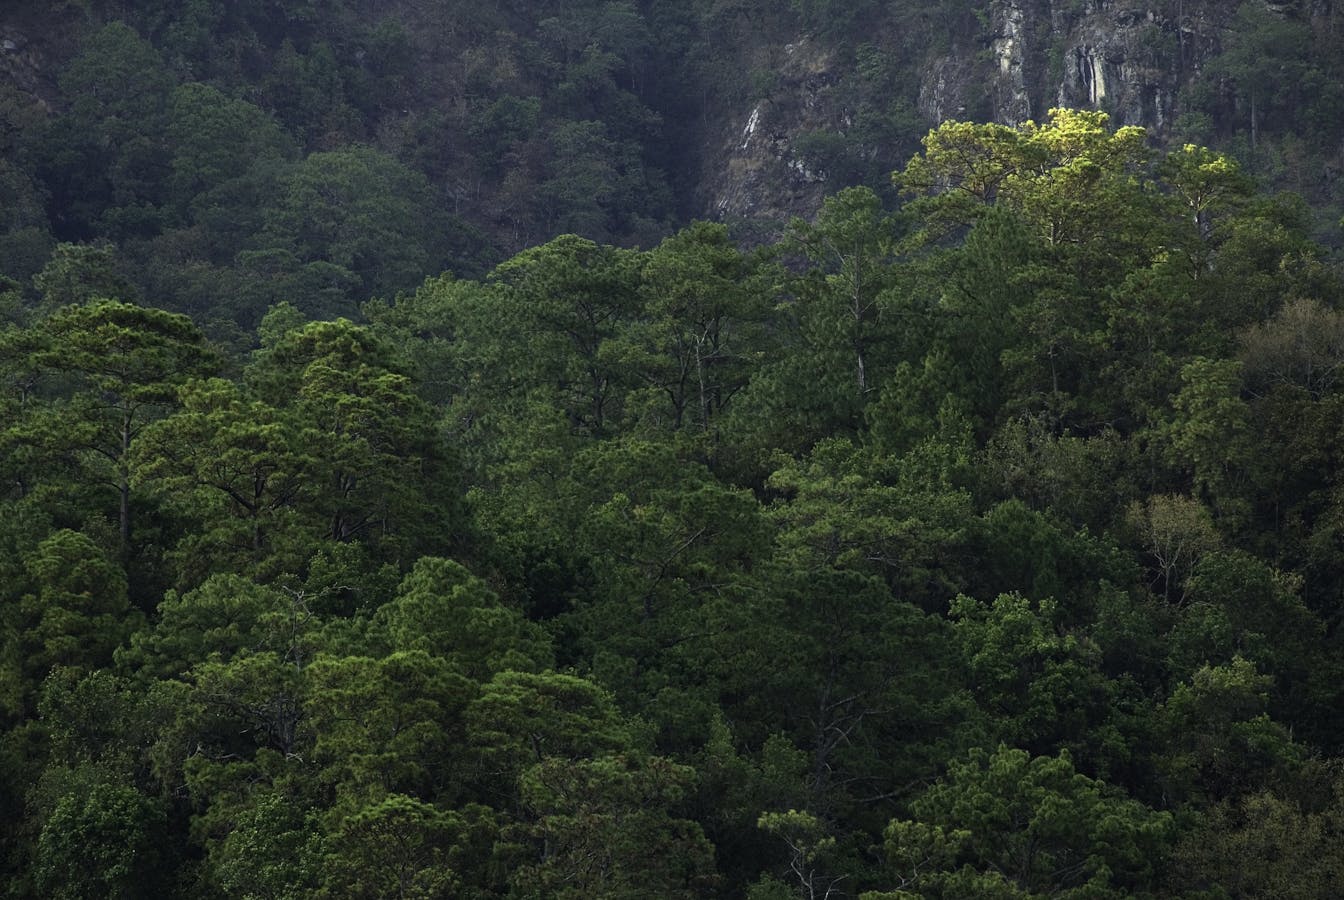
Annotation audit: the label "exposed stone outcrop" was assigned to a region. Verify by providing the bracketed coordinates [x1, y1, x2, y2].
[0, 28, 54, 109]
[705, 1, 1252, 235]
[1049, 2, 1224, 131]
[991, 0, 1032, 125]
[701, 37, 842, 236]
[923, 0, 1232, 132]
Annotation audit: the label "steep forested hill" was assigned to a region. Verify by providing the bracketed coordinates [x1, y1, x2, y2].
[5, 3, 1344, 899]
[2, 1, 1342, 322]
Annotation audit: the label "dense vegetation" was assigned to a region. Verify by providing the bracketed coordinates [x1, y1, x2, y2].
[4, 1, 1343, 339]
[5, 100, 1344, 896]
[5, 2, 1344, 898]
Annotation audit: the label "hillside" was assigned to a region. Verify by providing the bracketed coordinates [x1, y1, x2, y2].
[2, 2, 1342, 310]
[5, 3, 1344, 898]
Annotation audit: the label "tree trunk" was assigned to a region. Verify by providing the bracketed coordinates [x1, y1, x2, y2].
[119, 412, 131, 550]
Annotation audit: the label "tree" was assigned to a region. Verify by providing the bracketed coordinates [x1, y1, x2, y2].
[16, 530, 137, 682]
[560, 438, 768, 699]
[39, 22, 174, 240]
[757, 809, 844, 900]
[319, 794, 464, 899]
[131, 378, 317, 581]
[33, 782, 168, 900]
[618, 221, 771, 440]
[116, 573, 291, 682]
[1240, 297, 1344, 400]
[164, 82, 293, 248]
[2, 300, 216, 552]
[1206, 3, 1313, 155]
[514, 754, 716, 899]
[31, 242, 138, 314]
[305, 651, 471, 800]
[1171, 785, 1344, 899]
[261, 320, 461, 554]
[782, 186, 906, 420]
[207, 789, 325, 899]
[1157, 143, 1254, 251]
[371, 557, 553, 680]
[1125, 494, 1222, 604]
[893, 110, 1161, 424]
[950, 593, 1117, 759]
[1156, 657, 1303, 805]
[259, 147, 445, 312]
[767, 438, 972, 602]
[870, 745, 1172, 898]
[465, 670, 630, 802]
[486, 234, 644, 436]
[898, 109, 1152, 260]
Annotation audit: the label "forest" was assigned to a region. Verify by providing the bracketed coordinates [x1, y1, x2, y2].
[5, 1, 1344, 899]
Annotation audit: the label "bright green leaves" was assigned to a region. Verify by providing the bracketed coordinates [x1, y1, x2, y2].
[16, 530, 137, 681]
[872, 746, 1172, 899]
[898, 109, 1151, 257]
[515, 754, 715, 899]
[1158, 143, 1255, 245]
[319, 794, 465, 899]
[1, 299, 217, 554]
[34, 782, 169, 900]
[135, 318, 463, 582]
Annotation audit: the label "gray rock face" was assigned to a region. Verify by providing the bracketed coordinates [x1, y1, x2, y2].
[925, 0, 1227, 133]
[700, 37, 842, 239]
[0, 25, 58, 109]
[1048, 2, 1223, 131]
[990, 0, 1032, 125]
[701, 1, 1256, 233]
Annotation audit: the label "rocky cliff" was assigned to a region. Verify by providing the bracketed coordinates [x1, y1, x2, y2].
[698, 36, 840, 239]
[702, 1, 1334, 234]
[1, 1, 1339, 261]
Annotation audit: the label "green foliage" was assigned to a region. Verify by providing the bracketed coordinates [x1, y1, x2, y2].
[17, 530, 137, 680]
[39, 22, 174, 240]
[259, 147, 445, 313]
[515, 754, 715, 898]
[6, 61, 1344, 898]
[320, 794, 463, 899]
[1170, 784, 1344, 898]
[950, 593, 1118, 761]
[873, 745, 1172, 898]
[1156, 657, 1304, 804]
[34, 782, 168, 900]
[372, 557, 553, 678]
